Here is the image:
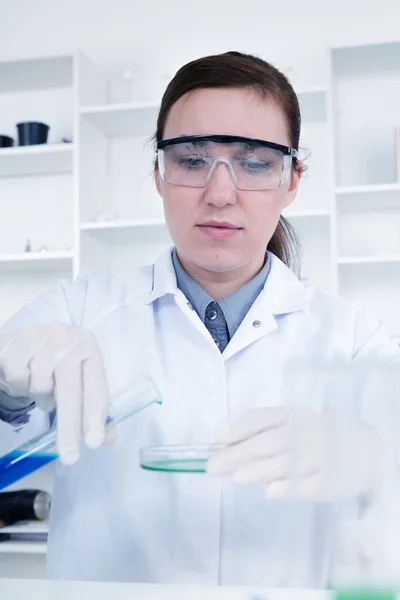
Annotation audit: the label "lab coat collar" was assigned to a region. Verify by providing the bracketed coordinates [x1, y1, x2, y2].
[220, 255, 308, 360]
[145, 247, 308, 317]
[261, 253, 308, 316]
[145, 247, 179, 304]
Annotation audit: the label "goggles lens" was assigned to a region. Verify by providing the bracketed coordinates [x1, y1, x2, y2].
[157, 136, 295, 191]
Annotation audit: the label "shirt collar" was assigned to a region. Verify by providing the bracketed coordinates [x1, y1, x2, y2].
[171, 249, 212, 320]
[172, 248, 272, 338]
[146, 246, 308, 317]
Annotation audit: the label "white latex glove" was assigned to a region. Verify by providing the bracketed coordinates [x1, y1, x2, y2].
[0, 323, 109, 465]
[207, 407, 379, 502]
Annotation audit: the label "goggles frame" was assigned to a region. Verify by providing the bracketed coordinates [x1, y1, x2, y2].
[156, 134, 298, 162]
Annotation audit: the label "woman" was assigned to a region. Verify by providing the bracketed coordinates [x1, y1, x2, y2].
[0, 51, 399, 586]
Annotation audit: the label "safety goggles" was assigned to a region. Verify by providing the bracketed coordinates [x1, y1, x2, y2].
[157, 134, 298, 191]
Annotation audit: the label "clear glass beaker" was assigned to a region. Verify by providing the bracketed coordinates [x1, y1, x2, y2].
[264, 357, 400, 589]
[328, 360, 400, 593]
[0, 378, 161, 490]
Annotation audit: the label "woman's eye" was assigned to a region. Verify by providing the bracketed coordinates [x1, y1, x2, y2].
[177, 156, 207, 169]
[240, 159, 271, 172]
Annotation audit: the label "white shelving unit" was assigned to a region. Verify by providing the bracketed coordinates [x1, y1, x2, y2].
[331, 41, 400, 338]
[0, 458, 54, 577]
[336, 183, 400, 195]
[80, 102, 158, 136]
[0, 55, 73, 93]
[0, 541, 47, 555]
[0, 143, 74, 177]
[80, 217, 166, 231]
[0, 520, 48, 558]
[1, 46, 398, 319]
[0, 521, 48, 559]
[1, 42, 400, 570]
[0, 522, 48, 536]
[338, 254, 400, 265]
[0, 52, 75, 325]
[0, 250, 74, 273]
[283, 209, 331, 219]
[0, 539, 47, 579]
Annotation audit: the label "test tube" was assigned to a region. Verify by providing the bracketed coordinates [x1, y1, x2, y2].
[0, 378, 161, 491]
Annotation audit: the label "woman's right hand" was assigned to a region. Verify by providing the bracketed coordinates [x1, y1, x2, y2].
[0, 323, 109, 465]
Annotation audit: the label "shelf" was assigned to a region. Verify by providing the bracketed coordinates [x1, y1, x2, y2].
[0, 522, 48, 536]
[80, 91, 327, 136]
[336, 183, 400, 195]
[80, 102, 159, 137]
[80, 218, 165, 231]
[0, 522, 48, 556]
[283, 209, 331, 219]
[338, 254, 400, 265]
[0, 143, 74, 177]
[0, 54, 73, 93]
[0, 250, 74, 273]
[80, 219, 168, 245]
[0, 541, 47, 555]
[80, 214, 332, 242]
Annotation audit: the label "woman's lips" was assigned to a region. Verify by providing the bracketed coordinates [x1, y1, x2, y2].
[197, 221, 242, 239]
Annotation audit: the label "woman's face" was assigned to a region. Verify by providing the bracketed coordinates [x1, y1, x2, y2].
[155, 87, 301, 274]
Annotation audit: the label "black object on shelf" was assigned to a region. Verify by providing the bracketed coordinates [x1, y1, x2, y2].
[0, 135, 14, 148]
[0, 489, 51, 527]
[16, 121, 50, 146]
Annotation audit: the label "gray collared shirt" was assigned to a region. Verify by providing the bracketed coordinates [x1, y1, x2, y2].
[172, 248, 271, 352]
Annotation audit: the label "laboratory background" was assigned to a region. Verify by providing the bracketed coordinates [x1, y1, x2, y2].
[0, 0, 400, 583]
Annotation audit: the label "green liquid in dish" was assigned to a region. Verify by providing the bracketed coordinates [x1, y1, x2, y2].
[141, 458, 208, 473]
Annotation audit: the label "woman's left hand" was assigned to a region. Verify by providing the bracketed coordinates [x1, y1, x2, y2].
[206, 407, 379, 502]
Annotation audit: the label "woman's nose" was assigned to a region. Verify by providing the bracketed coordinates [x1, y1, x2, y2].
[203, 161, 237, 207]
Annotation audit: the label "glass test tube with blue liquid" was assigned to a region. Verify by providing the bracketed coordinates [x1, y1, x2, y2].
[0, 380, 161, 491]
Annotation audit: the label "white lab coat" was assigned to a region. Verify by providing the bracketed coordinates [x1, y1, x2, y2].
[1, 248, 399, 586]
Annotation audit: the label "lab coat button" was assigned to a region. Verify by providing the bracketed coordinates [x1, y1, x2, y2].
[214, 338, 220, 347]
[253, 320, 262, 328]
[187, 302, 194, 310]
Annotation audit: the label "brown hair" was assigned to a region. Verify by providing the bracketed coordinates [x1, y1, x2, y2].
[154, 50, 302, 274]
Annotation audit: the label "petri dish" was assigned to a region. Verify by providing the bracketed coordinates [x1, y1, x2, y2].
[140, 444, 221, 473]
